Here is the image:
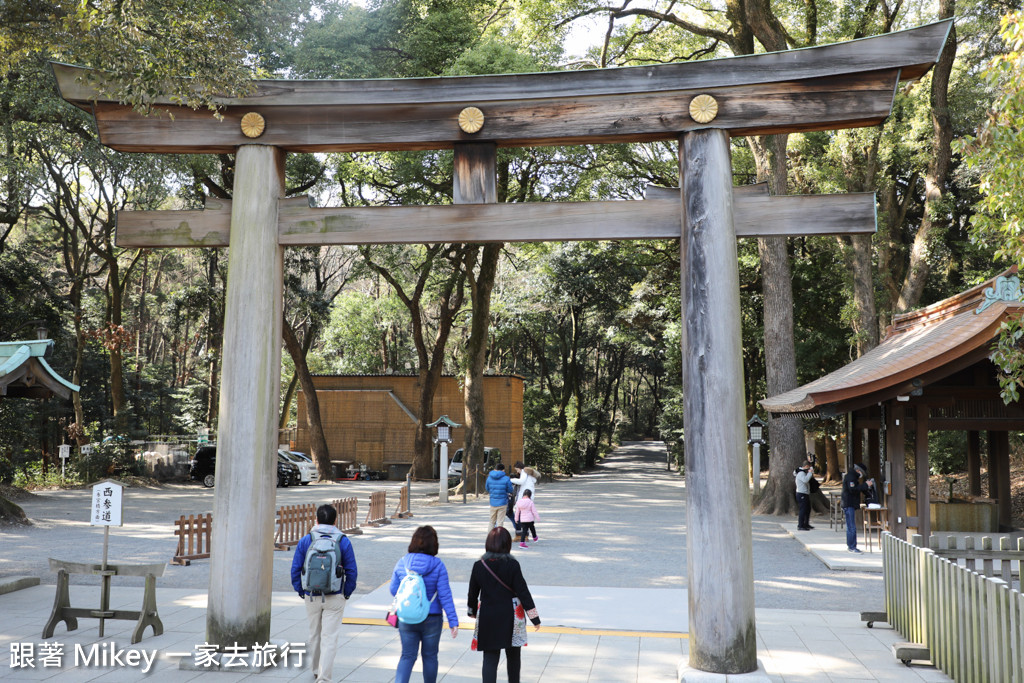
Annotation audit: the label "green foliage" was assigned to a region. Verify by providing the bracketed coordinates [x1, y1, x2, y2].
[0, 455, 14, 485]
[957, 11, 1024, 402]
[657, 387, 685, 471]
[0, 1, 289, 112]
[13, 460, 76, 489]
[72, 432, 141, 483]
[927, 431, 968, 476]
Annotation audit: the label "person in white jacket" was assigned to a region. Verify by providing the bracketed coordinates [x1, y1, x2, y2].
[509, 462, 538, 503]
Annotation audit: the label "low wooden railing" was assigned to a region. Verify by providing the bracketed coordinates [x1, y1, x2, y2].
[926, 534, 1022, 590]
[175, 498, 364, 563]
[364, 490, 391, 526]
[172, 513, 213, 566]
[883, 532, 1024, 682]
[275, 503, 317, 550]
[334, 497, 362, 534]
[392, 475, 413, 519]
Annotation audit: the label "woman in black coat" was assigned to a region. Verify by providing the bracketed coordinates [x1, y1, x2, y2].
[468, 527, 541, 683]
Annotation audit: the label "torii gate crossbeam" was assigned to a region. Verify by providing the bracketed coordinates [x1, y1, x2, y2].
[52, 20, 950, 677]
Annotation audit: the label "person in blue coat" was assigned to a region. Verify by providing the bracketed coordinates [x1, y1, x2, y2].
[291, 504, 358, 683]
[485, 464, 514, 530]
[389, 525, 459, 683]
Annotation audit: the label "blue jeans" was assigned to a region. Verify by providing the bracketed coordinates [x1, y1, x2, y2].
[844, 507, 858, 550]
[396, 613, 443, 683]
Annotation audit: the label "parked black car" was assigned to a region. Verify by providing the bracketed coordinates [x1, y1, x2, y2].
[188, 446, 300, 488]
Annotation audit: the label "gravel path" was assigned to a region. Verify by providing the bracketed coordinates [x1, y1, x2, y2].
[1, 442, 880, 611]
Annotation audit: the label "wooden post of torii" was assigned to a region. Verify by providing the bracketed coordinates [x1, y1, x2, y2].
[52, 20, 949, 675]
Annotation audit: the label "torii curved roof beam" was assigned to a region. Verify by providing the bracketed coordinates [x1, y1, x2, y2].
[52, 20, 951, 155]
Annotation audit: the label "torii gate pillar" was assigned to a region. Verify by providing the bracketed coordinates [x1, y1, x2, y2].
[680, 130, 756, 673]
[50, 18, 950, 673]
[207, 144, 285, 646]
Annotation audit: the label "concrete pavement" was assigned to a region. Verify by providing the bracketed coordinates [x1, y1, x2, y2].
[0, 442, 950, 681]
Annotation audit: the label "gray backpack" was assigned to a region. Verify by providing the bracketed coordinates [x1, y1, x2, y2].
[301, 530, 345, 597]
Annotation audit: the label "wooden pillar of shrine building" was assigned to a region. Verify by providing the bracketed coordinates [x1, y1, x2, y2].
[52, 21, 950, 672]
[763, 270, 1024, 546]
[914, 404, 931, 541]
[679, 129, 756, 674]
[208, 145, 285, 646]
[967, 430, 982, 496]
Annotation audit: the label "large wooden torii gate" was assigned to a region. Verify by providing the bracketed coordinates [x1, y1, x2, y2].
[54, 21, 949, 676]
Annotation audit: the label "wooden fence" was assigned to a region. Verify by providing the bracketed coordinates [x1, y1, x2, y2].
[364, 490, 391, 526]
[174, 497, 366, 562]
[334, 497, 362, 534]
[883, 532, 1024, 682]
[172, 513, 213, 566]
[392, 475, 413, 519]
[274, 498, 365, 549]
[275, 503, 317, 550]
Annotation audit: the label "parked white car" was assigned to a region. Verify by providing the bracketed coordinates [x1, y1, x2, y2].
[447, 447, 501, 477]
[278, 449, 317, 485]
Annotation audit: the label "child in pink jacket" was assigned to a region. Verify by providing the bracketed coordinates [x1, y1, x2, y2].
[514, 489, 539, 548]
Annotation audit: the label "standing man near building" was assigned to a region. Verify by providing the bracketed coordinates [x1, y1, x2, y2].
[485, 463, 514, 530]
[292, 504, 358, 683]
[841, 464, 874, 554]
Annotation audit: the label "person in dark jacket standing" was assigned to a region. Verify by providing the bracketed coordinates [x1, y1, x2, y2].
[485, 464, 514, 530]
[468, 527, 541, 683]
[841, 463, 875, 554]
[290, 504, 358, 683]
[389, 526, 459, 683]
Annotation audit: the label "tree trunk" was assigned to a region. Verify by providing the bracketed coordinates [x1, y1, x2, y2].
[848, 233, 880, 353]
[206, 249, 221, 426]
[71, 286, 87, 446]
[108, 259, 127, 432]
[896, 0, 956, 313]
[747, 133, 804, 516]
[282, 318, 331, 480]
[455, 142, 499, 491]
[462, 243, 501, 493]
[825, 435, 841, 484]
[279, 373, 299, 430]
[361, 244, 465, 479]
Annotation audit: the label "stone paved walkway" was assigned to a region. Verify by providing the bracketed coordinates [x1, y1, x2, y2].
[0, 442, 950, 681]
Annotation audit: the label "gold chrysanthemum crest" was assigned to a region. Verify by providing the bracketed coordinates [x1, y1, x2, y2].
[689, 95, 719, 124]
[240, 112, 266, 138]
[458, 107, 485, 134]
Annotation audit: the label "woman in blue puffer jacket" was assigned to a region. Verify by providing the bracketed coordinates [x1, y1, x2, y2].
[389, 526, 459, 683]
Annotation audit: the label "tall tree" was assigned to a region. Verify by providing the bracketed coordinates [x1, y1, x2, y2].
[360, 243, 467, 477]
[957, 9, 1024, 401]
[895, 0, 957, 312]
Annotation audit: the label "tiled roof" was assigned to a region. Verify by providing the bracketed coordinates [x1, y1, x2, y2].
[761, 268, 1023, 414]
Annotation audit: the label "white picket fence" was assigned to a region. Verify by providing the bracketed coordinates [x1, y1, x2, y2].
[882, 532, 1024, 682]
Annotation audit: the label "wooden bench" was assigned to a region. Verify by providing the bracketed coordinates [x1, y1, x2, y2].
[42, 558, 165, 644]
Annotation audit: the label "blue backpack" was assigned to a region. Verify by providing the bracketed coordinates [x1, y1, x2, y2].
[394, 559, 436, 624]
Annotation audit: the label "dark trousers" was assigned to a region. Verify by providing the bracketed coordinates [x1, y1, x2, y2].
[519, 522, 536, 543]
[796, 492, 810, 529]
[482, 647, 521, 683]
[506, 509, 520, 532]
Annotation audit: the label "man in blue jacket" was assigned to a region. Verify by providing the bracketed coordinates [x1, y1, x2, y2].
[485, 463, 514, 530]
[291, 504, 358, 683]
